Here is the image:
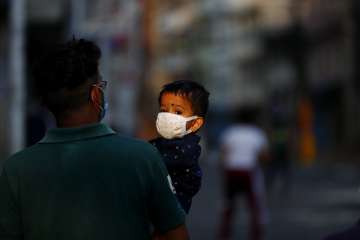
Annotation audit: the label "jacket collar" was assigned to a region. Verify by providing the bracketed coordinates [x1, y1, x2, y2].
[39, 123, 115, 143]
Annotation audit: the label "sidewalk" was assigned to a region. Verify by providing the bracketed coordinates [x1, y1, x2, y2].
[187, 152, 360, 240]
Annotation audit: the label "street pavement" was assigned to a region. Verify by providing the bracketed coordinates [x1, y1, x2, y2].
[187, 152, 360, 240]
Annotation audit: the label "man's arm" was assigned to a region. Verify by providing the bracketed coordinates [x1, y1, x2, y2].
[145, 146, 188, 238]
[157, 224, 189, 240]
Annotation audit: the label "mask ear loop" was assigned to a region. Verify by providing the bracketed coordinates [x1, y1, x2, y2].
[185, 116, 199, 134]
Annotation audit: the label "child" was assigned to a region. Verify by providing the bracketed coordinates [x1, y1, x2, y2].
[150, 80, 209, 214]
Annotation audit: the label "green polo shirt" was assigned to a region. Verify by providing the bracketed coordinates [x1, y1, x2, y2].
[0, 123, 185, 240]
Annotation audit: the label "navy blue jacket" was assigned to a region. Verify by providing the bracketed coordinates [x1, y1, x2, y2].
[150, 134, 202, 213]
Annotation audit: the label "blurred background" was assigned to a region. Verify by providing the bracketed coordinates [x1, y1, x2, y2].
[1, 0, 360, 239]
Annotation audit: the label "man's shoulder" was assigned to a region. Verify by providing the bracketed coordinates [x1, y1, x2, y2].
[109, 134, 158, 153]
[3, 135, 159, 170]
[2, 144, 42, 172]
[105, 135, 162, 163]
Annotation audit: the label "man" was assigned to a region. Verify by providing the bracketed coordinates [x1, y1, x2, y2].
[0, 38, 189, 240]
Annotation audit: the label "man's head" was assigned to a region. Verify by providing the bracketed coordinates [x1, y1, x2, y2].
[33, 38, 106, 125]
[157, 80, 209, 135]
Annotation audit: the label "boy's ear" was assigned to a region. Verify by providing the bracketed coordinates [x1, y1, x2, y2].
[189, 117, 204, 133]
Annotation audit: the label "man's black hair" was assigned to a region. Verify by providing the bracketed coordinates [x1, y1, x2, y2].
[159, 80, 210, 118]
[33, 38, 101, 116]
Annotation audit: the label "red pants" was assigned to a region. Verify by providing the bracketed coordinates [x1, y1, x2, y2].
[219, 169, 267, 240]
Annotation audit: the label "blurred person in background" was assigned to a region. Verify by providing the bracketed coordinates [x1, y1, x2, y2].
[0, 38, 188, 240]
[218, 106, 270, 240]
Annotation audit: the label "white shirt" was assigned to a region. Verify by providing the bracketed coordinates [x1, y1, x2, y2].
[220, 124, 268, 170]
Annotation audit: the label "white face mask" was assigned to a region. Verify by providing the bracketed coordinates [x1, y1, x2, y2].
[156, 112, 198, 139]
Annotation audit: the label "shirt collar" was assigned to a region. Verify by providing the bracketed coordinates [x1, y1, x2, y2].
[39, 123, 116, 144]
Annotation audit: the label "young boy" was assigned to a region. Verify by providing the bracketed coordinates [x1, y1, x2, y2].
[150, 80, 210, 214]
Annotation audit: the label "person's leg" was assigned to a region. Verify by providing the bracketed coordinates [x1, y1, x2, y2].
[247, 168, 268, 240]
[219, 171, 238, 240]
[219, 197, 236, 240]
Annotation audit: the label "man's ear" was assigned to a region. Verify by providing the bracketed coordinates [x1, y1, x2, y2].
[90, 86, 101, 111]
[189, 117, 204, 132]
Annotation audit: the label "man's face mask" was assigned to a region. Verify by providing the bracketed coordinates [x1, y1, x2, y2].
[156, 112, 198, 139]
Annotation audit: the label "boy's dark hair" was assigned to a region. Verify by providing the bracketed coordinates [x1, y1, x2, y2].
[33, 38, 101, 116]
[159, 80, 210, 117]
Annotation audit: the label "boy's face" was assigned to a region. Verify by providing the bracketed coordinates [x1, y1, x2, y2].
[159, 92, 204, 132]
[160, 92, 194, 117]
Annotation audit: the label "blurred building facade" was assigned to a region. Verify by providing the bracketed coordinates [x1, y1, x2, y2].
[142, 0, 359, 161]
[0, 0, 359, 163]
